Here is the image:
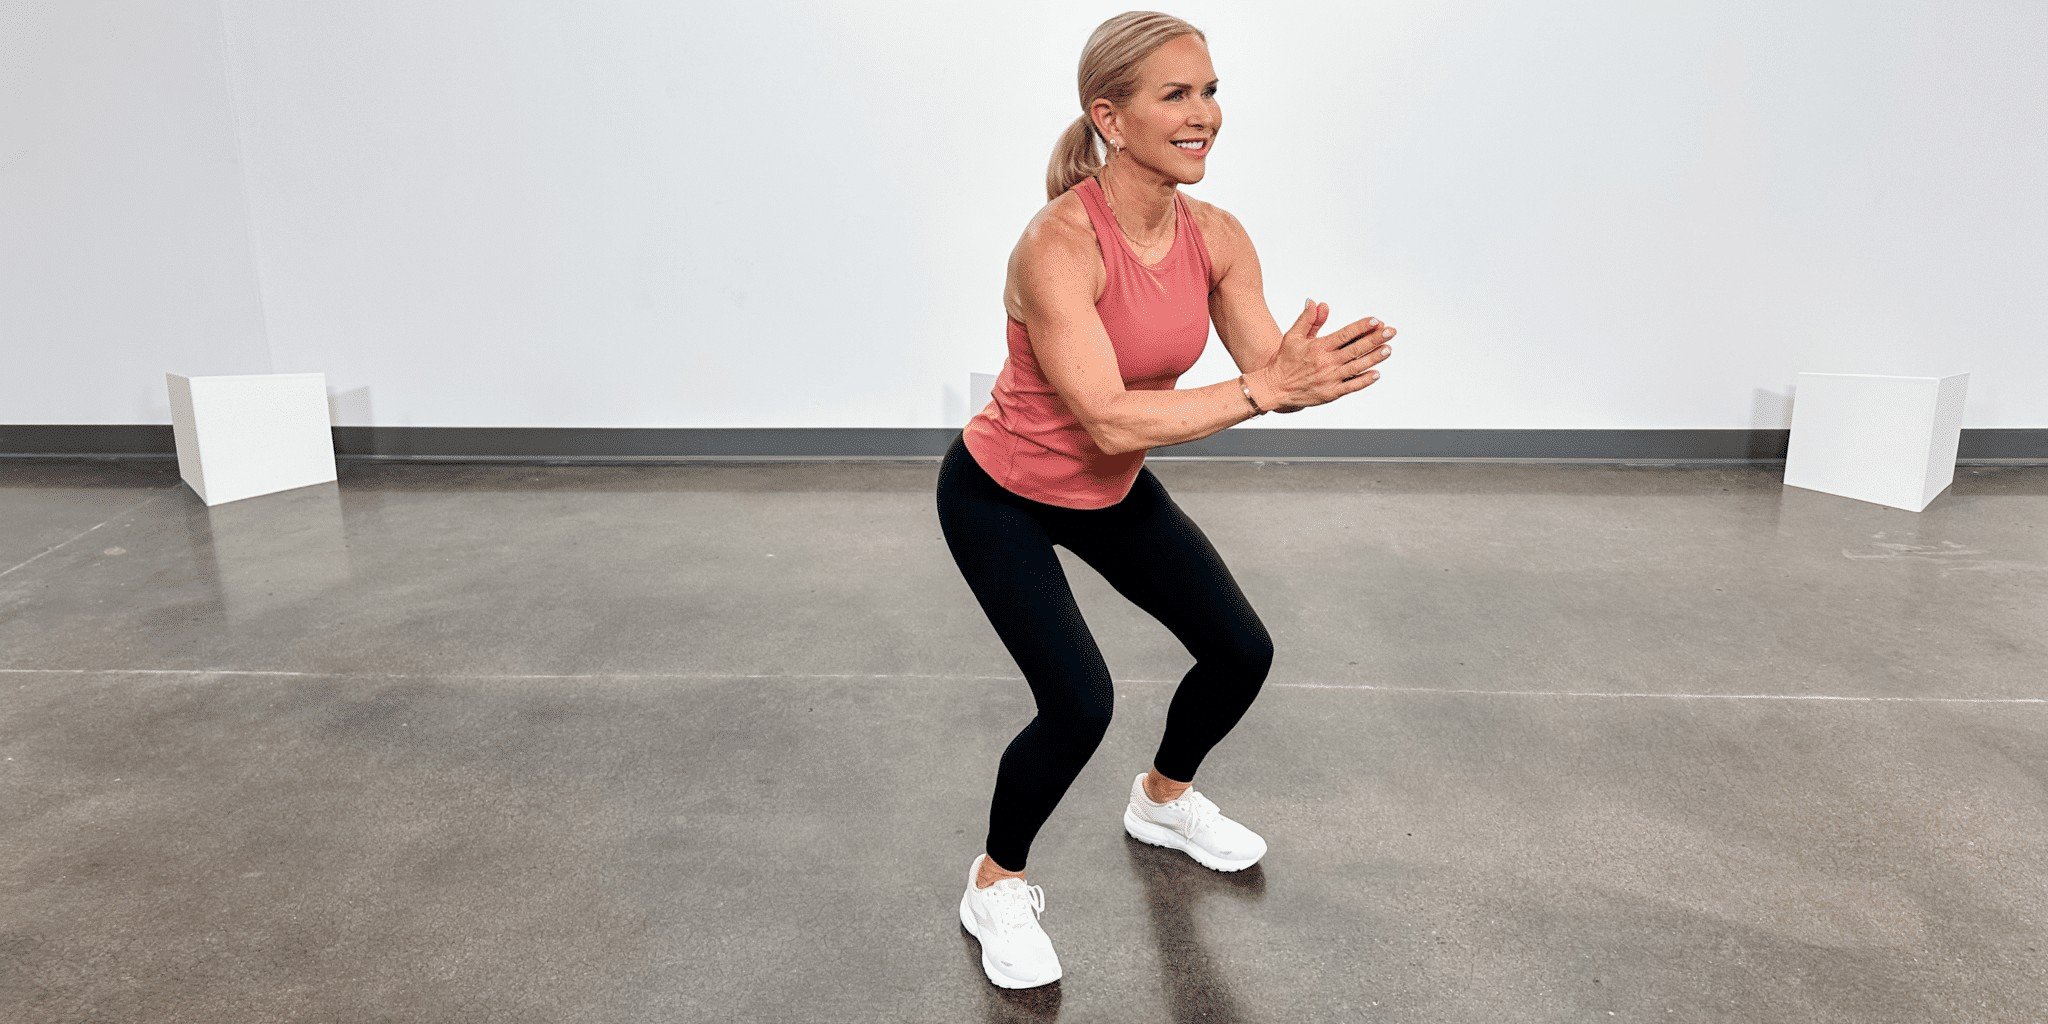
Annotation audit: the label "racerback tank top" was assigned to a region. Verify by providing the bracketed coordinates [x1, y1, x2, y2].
[961, 175, 1214, 509]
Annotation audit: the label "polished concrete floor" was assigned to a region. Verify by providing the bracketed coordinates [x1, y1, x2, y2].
[1, 454, 2043, 1023]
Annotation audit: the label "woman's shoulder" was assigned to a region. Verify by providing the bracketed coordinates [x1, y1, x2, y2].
[1014, 187, 1110, 273]
[1182, 192, 1241, 288]
[1005, 186, 1106, 319]
[1032, 183, 1098, 248]
[1182, 192, 1237, 242]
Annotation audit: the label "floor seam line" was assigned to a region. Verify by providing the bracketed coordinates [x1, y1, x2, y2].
[0, 668, 2040, 704]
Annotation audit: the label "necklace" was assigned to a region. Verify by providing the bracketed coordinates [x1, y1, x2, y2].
[1095, 174, 1176, 258]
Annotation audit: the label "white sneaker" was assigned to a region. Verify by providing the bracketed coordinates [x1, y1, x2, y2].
[958, 853, 1063, 989]
[1122, 772, 1268, 872]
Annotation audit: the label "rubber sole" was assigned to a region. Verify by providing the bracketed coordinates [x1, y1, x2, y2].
[958, 890, 1062, 989]
[1122, 805, 1264, 872]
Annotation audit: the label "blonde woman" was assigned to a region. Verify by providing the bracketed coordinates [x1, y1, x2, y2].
[936, 11, 1397, 989]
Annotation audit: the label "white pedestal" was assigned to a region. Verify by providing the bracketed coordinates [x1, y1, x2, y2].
[1783, 372, 1968, 512]
[166, 372, 338, 506]
[969, 371, 997, 421]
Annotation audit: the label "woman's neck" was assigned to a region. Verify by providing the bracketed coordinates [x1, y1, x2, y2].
[1096, 166, 1176, 238]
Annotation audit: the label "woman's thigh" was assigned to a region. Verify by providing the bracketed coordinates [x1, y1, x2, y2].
[1050, 468, 1272, 665]
[936, 438, 1116, 720]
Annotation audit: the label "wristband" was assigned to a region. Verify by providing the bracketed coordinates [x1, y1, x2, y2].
[1239, 374, 1267, 416]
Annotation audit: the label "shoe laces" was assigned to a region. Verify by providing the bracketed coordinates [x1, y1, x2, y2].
[1166, 789, 1222, 837]
[984, 880, 1046, 933]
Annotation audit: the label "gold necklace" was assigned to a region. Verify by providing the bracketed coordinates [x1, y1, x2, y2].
[1096, 174, 1175, 257]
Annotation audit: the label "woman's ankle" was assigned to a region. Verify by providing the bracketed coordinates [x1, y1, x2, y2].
[976, 855, 1025, 889]
[1143, 768, 1191, 803]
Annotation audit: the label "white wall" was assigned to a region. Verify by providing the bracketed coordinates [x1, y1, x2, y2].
[4, 0, 2044, 429]
[1, 0, 269, 418]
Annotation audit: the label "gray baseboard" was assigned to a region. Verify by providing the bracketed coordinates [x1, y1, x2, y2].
[0, 425, 2042, 463]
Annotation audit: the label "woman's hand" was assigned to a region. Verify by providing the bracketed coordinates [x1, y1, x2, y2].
[1260, 299, 1395, 412]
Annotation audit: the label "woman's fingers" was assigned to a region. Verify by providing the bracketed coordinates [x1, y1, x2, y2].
[1289, 298, 1320, 341]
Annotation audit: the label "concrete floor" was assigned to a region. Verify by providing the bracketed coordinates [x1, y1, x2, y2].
[1, 453, 2043, 1023]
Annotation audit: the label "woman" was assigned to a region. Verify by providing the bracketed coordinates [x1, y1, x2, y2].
[935, 12, 1397, 989]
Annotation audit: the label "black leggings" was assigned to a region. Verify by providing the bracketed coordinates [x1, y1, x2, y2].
[935, 432, 1274, 872]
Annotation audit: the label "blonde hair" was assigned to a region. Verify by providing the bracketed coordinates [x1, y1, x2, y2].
[1045, 12, 1207, 202]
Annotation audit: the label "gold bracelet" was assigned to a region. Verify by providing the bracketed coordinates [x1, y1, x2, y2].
[1239, 374, 1267, 416]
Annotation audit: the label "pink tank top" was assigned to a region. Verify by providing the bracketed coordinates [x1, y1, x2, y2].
[962, 175, 1213, 509]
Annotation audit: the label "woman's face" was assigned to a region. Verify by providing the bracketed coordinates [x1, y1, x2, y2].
[1097, 35, 1221, 182]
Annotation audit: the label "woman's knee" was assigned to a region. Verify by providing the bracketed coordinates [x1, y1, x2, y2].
[1208, 626, 1274, 681]
[1041, 706, 1114, 753]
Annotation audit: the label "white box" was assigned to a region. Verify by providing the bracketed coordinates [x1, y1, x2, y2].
[969, 371, 997, 421]
[1783, 372, 1968, 512]
[166, 372, 338, 506]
